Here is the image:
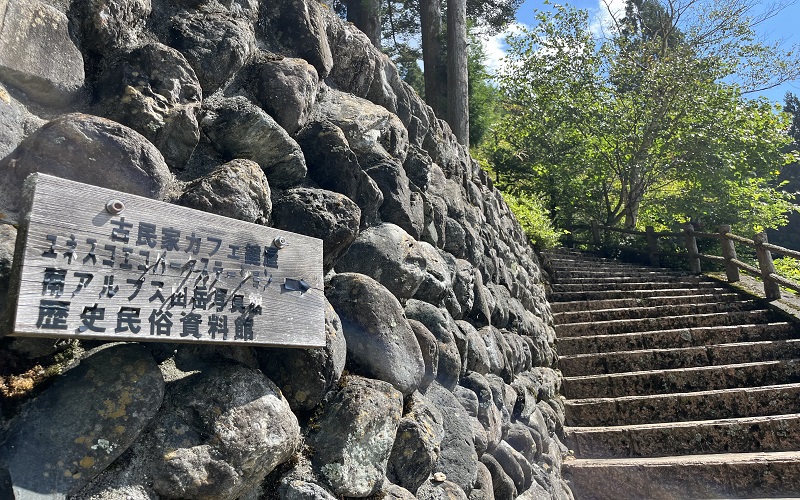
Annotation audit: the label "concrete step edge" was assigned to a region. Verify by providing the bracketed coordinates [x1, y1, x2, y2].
[566, 382, 800, 406]
[559, 338, 800, 363]
[563, 450, 800, 468]
[550, 293, 742, 313]
[563, 358, 798, 383]
[566, 412, 800, 434]
[555, 310, 776, 336]
[553, 300, 760, 323]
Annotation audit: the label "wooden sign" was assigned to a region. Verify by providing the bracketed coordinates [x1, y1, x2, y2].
[7, 174, 325, 347]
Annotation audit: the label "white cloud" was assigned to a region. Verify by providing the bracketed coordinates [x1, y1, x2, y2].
[590, 0, 628, 38]
[479, 22, 528, 77]
[475, 0, 625, 79]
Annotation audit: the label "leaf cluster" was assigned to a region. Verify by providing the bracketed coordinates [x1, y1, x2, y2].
[486, 0, 800, 236]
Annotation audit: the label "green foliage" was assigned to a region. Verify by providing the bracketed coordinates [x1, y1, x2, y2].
[501, 191, 565, 249]
[467, 30, 499, 146]
[485, 0, 800, 235]
[785, 92, 800, 147]
[775, 257, 800, 281]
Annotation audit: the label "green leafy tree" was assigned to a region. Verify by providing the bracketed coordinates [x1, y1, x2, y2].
[468, 29, 500, 146]
[491, 0, 800, 234]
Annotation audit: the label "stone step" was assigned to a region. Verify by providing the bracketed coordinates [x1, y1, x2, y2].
[548, 287, 731, 302]
[563, 451, 800, 500]
[556, 309, 777, 338]
[557, 322, 799, 356]
[549, 293, 742, 313]
[563, 359, 800, 399]
[555, 269, 695, 279]
[555, 275, 714, 285]
[559, 339, 800, 376]
[565, 413, 800, 459]
[551, 281, 721, 293]
[565, 383, 800, 427]
[553, 300, 759, 325]
[550, 264, 668, 274]
[542, 252, 612, 263]
[545, 259, 665, 270]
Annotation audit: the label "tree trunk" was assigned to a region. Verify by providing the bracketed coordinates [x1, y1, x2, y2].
[623, 197, 640, 228]
[446, 0, 469, 147]
[344, 0, 381, 49]
[420, 0, 447, 117]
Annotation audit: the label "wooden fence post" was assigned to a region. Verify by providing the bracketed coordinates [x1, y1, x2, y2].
[591, 221, 601, 250]
[683, 223, 701, 274]
[718, 225, 740, 282]
[645, 226, 659, 267]
[754, 232, 781, 300]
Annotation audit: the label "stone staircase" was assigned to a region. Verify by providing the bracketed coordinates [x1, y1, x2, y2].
[543, 249, 800, 499]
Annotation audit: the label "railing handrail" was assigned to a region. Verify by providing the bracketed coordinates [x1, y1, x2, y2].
[568, 221, 800, 299]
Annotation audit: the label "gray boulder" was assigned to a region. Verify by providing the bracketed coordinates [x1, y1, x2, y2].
[298, 120, 383, 227]
[414, 242, 452, 305]
[257, 300, 346, 412]
[409, 319, 439, 391]
[470, 269, 493, 326]
[486, 374, 515, 436]
[96, 43, 201, 169]
[308, 375, 403, 497]
[506, 424, 538, 464]
[387, 391, 445, 493]
[479, 327, 507, 379]
[479, 454, 516, 500]
[149, 363, 299, 500]
[454, 385, 479, 417]
[404, 300, 461, 390]
[469, 462, 496, 500]
[317, 88, 408, 162]
[278, 479, 337, 500]
[417, 479, 469, 500]
[261, 0, 332, 77]
[519, 368, 562, 403]
[0, 83, 44, 174]
[460, 372, 502, 452]
[253, 57, 319, 134]
[336, 223, 427, 301]
[201, 96, 307, 188]
[364, 155, 422, 239]
[0, 344, 164, 499]
[490, 441, 533, 494]
[470, 416, 489, 457]
[326, 19, 379, 99]
[381, 483, 419, 500]
[452, 259, 476, 316]
[326, 273, 424, 395]
[0, 224, 16, 320]
[271, 187, 360, 274]
[444, 217, 467, 258]
[0, 113, 173, 218]
[457, 321, 490, 375]
[488, 284, 512, 329]
[423, 383, 478, 494]
[72, 0, 151, 55]
[168, 10, 255, 94]
[178, 159, 271, 224]
[404, 146, 447, 199]
[0, 0, 84, 106]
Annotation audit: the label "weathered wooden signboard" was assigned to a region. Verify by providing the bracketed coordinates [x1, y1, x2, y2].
[7, 174, 325, 347]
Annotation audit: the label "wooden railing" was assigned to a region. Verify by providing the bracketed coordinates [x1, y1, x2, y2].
[566, 222, 800, 300]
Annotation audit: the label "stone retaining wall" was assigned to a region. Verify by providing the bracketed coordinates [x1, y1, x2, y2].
[0, 0, 572, 498]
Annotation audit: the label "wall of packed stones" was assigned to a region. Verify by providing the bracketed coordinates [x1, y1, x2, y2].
[0, 0, 573, 498]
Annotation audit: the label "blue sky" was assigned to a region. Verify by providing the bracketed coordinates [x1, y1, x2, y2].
[482, 0, 800, 104]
